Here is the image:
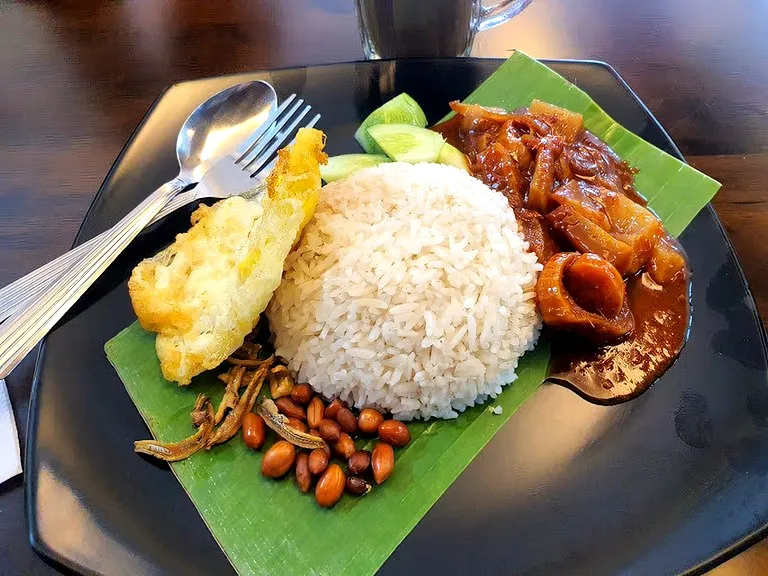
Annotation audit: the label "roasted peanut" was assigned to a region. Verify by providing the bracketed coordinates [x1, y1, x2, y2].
[372, 442, 394, 485]
[295, 452, 312, 493]
[318, 419, 342, 443]
[290, 383, 314, 406]
[325, 398, 346, 421]
[261, 440, 296, 478]
[275, 397, 306, 421]
[269, 365, 295, 399]
[307, 396, 325, 429]
[308, 428, 321, 438]
[378, 419, 411, 447]
[315, 464, 345, 508]
[308, 448, 330, 475]
[286, 417, 307, 433]
[336, 407, 358, 435]
[347, 450, 371, 476]
[346, 476, 372, 497]
[334, 432, 356, 460]
[242, 412, 266, 450]
[358, 408, 384, 435]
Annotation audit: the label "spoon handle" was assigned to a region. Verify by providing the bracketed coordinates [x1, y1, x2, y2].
[0, 177, 187, 378]
[0, 187, 198, 323]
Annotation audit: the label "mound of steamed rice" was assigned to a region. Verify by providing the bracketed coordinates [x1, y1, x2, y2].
[266, 162, 542, 420]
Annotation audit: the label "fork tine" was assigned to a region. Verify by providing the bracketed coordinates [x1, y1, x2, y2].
[244, 105, 311, 173]
[255, 113, 322, 178]
[234, 94, 297, 163]
[247, 110, 319, 178]
[238, 99, 306, 169]
[303, 112, 322, 130]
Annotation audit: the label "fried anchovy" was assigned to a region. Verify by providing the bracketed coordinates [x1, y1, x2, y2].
[238, 341, 262, 359]
[206, 363, 269, 448]
[256, 399, 327, 450]
[214, 366, 245, 424]
[190, 393, 212, 426]
[227, 357, 272, 367]
[134, 394, 214, 462]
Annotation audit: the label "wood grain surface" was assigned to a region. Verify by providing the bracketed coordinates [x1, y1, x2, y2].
[0, 1, 765, 574]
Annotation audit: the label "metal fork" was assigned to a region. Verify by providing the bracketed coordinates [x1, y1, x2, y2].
[0, 94, 317, 324]
[0, 105, 321, 378]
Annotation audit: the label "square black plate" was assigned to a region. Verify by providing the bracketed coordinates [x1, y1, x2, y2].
[26, 58, 768, 575]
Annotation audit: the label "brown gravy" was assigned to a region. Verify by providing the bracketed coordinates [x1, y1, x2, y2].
[435, 102, 692, 403]
[548, 270, 690, 403]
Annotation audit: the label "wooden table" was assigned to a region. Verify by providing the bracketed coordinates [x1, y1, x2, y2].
[1, 1, 765, 573]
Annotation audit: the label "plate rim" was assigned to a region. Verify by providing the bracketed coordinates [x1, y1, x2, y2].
[24, 56, 768, 576]
[591, 62, 768, 576]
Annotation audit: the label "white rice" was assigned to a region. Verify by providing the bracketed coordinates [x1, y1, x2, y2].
[266, 162, 542, 420]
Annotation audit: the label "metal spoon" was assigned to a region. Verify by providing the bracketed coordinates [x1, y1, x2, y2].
[0, 80, 277, 324]
[177, 80, 278, 182]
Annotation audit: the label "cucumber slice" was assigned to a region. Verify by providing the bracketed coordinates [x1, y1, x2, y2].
[437, 143, 470, 173]
[354, 93, 428, 154]
[367, 124, 445, 163]
[320, 154, 391, 183]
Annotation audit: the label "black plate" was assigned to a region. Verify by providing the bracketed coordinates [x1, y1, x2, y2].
[26, 59, 768, 575]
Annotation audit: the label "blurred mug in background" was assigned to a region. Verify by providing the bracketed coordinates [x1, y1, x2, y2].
[355, 0, 532, 59]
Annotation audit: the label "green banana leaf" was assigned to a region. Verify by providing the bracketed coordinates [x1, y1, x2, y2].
[105, 50, 721, 576]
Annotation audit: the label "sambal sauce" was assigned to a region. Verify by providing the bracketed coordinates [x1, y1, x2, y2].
[434, 100, 691, 403]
